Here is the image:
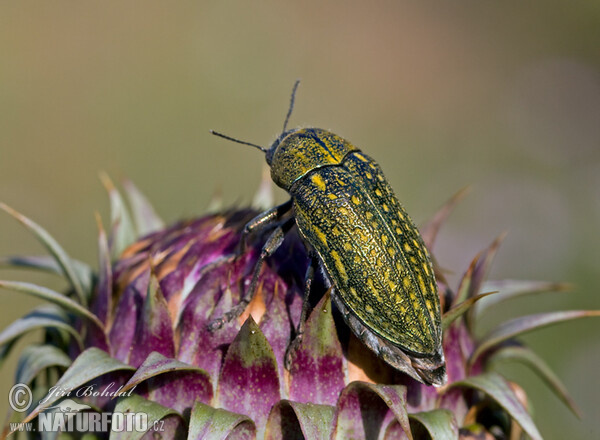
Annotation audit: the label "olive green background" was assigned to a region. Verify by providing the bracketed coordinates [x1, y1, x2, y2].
[1, 1, 598, 438]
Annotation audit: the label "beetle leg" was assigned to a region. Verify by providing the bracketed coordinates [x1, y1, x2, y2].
[208, 217, 295, 331]
[238, 199, 293, 254]
[284, 255, 316, 369]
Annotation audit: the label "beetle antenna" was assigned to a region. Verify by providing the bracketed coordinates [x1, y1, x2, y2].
[210, 130, 267, 153]
[282, 79, 301, 133]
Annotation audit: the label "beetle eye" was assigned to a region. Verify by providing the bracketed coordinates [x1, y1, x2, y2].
[265, 140, 278, 165]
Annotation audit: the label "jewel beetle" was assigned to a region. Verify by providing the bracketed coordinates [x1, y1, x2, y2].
[209, 81, 447, 386]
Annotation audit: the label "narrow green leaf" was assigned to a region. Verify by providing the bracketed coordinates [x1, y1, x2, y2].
[100, 173, 136, 259]
[93, 214, 112, 325]
[19, 348, 135, 427]
[0, 305, 84, 351]
[16, 345, 72, 385]
[0, 203, 87, 304]
[450, 372, 542, 440]
[454, 259, 474, 310]
[474, 280, 572, 318]
[408, 409, 457, 440]
[188, 401, 256, 440]
[122, 179, 164, 236]
[420, 186, 471, 250]
[0, 340, 16, 371]
[442, 291, 497, 331]
[110, 394, 184, 440]
[0, 255, 94, 293]
[487, 345, 581, 418]
[471, 310, 600, 366]
[0, 280, 105, 333]
[455, 233, 506, 309]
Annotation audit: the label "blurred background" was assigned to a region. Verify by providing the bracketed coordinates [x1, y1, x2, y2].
[1, 1, 598, 437]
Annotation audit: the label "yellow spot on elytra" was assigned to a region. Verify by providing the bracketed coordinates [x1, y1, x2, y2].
[377, 174, 384, 182]
[396, 262, 403, 271]
[331, 250, 348, 281]
[332, 226, 341, 236]
[400, 306, 406, 313]
[403, 277, 412, 288]
[366, 212, 373, 220]
[336, 178, 346, 186]
[311, 174, 326, 191]
[328, 193, 337, 200]
[354, 255, 361, 263]
[343, 242, 352, 251]
[382, 235, 388, 245]
[314, 226, 327, 246]
[366, 172, 372, 179]
[355, 153, 369, 162]
[369, 163, 377, 169]
[398, 211, 405, 220]
[423, 263, 430, 276]
[418, 274, 426, 293]
[339, 207, 349, 216]
[370, 249, 377, 257]
[376, 258, 383, 268]
[403, 243, 411, 253]
[412, 239, 419, 248]
[350, 287, 358, 298]
[391, 219, 397, 226]
[388, 247, 396, 257]
[410, 256, 417, 264]
[382, 204, 389, 212]
[388, 280, 397, 291]
[425, 300, 432, 310]
[367, 278, 375, 292]
[396, 227, 403, 235]
[365, 304, 374, 314]
[351, 195, 360, 205]
[375, 189, 383, 197]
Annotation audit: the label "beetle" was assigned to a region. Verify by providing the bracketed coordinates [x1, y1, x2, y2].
[208, 81, 447, 386]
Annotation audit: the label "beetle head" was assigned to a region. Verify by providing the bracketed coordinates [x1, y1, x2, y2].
[265, 129, 296, 167]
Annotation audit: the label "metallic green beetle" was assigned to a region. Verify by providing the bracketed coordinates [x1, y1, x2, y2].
[209, 82, 447, 386]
